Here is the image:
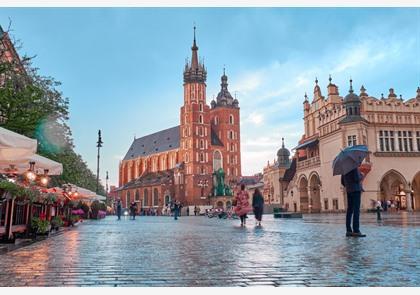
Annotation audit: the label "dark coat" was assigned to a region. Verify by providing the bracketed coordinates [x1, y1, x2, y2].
[252, 192, 264, 209]
[341, 168, 363, 193]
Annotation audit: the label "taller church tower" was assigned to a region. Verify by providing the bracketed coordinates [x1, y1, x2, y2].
[179, 27, 213, 205]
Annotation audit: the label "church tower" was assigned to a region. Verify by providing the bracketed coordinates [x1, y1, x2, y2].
[180, 27, 212, 205]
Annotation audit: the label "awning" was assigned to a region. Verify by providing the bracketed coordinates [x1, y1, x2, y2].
[0, 153, 63, 175]
[293, 138, 319, 150]
[0, 127, 37, 161]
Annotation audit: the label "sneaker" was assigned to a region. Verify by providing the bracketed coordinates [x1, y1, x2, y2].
[346, 231, 353, 237]
[351, 232, 366, 237]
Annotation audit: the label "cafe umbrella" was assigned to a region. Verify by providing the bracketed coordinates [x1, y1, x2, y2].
[332, 145, 369, 176]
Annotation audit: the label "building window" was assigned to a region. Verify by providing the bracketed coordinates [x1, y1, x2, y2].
[135, 190, 140, 201]
[214, 116, 219, 125]
[126, 191, 131, 207]
[153, 188, 159, 207]
[200, 139, 204, 149]
[229, 114, 234, 124]
[398, 131, 414, 152]
[199, 103, 203, 112]
[379, 130, 395, 152]
[213, 150, 223, 171]
[228, 130, 234, 140]
[199, 114, 203, 124]
[332, 199, 338, 210]
[200, 153, 204, 162]
[199, 127, 203, 136]
[143, 189, 148, 207]
[324, 199, 329, 210]
[417, 131, 420, 151]
[347, 135, 357, 147]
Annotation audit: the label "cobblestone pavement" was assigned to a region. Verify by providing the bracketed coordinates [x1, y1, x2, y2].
[0, 212, 419, 287]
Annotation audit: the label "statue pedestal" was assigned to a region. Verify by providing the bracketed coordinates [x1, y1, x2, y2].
[210, 195, 234, 209]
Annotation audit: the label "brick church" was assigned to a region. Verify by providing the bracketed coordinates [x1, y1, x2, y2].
[117, 28, 242, 210]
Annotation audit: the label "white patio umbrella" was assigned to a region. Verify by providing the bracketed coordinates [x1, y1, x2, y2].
[0, 153, 63, 175]
[0, 127, 37, 161]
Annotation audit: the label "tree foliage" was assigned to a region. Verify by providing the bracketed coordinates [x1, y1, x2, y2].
[0, 26, 105, 195]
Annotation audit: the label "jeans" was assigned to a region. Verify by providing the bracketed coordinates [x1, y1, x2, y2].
[346, 191, 361, 233]
[376, 207, 381, 220]
[174, 209, 179, 220]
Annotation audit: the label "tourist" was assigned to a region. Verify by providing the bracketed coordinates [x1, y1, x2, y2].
[382, 199, 388, 212]
[116, 199, 122, 220]
[234, 184, 252, 226]
[194, 206, 199, 216]
[174, 200, 180, 220]
[252, 188, 264, 226]
[186, 206, 190, 216]
[130, 202, 137, 220]
[341, 167, 366, 237]
[376, 200, 382, 221]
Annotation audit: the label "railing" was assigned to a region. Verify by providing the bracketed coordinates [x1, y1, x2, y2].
[12, 202, 26, 225]
[297, 156, 321, 170]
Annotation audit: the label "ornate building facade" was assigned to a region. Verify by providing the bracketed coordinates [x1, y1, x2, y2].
[279, 78, 420, 212]
[117, 28, 242, 210]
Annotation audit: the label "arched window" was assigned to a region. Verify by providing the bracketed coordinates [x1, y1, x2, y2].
[214, 116, 219, 125]
[199, 127, 203, 136]
[200, 153, 204, 162]
[229, 130, 234, 140]
[200, 139, 204, 149]
[185, 152, 189, 163]
[143, 189, 148, 207]
[135, 190, 140, 201]
[229, 114, 234, 124]
[213, 150, 223, 171]
[199, 103, 203, 112]
[199, 115, 203, 124]
[153, 188, 159, 207]
[126, 191, 131, 207]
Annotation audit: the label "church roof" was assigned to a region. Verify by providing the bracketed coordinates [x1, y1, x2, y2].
[123, 126, 180, 160]
[282, 158, 296, 182]
[117, 169, 174, 191]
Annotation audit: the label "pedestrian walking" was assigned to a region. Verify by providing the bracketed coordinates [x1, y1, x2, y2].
[116, 199, 122, 220]
[234, 184, 252, 227]
[341, 167, 366, 237]
[129, 202, 137, 220]
[376, 200, 382, 221]
[174, 200, 180, 220]
[194, 206, 199, 216]
[186, 206, 190, 216]
[252, 188, 264, 226]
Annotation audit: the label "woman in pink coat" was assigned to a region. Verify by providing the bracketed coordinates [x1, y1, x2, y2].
[234, 184, 252, 226]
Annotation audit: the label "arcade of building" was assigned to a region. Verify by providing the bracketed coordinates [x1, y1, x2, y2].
[264, 79, 420, 212]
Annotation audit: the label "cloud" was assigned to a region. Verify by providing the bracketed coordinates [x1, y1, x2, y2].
[234, 32, 418, 176]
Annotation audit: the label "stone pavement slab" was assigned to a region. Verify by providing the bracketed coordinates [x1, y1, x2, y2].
[0, 212, 419, 287]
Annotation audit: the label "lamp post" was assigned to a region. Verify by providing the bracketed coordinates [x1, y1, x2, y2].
[96, 130, 103, 194]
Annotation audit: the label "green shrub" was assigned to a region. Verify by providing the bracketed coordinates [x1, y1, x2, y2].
[51, 216, 64, 229]
[30, 217, 50, 234]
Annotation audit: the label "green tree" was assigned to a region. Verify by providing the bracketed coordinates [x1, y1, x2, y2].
[0, 26, 105, 195]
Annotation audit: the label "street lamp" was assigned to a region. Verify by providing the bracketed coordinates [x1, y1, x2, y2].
[96, 130, 103, 194]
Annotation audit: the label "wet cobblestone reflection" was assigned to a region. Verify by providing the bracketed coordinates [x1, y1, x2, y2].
[0, 213, 419, 286]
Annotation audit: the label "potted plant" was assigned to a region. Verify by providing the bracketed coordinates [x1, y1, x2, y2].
[50, 216, 64, 231]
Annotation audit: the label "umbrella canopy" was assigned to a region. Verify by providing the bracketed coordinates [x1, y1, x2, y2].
[0, 127, 37, 161]
[0, 153, 63, 175]
[332, 145, 369, 176]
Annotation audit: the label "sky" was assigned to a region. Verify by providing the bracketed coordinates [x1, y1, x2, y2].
[0, 8, 419, 188]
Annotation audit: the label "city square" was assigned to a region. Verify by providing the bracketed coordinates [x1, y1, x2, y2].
[0, 213, 419, 287]
[1, 4, 420, 290]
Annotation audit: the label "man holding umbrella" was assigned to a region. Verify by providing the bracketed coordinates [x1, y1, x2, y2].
[333, 145, 369, 238]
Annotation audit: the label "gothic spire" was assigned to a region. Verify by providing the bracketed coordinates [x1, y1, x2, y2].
[191, 26, 199, 70]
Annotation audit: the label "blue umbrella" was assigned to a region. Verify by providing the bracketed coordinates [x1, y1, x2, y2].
[332, 145, 369, 176]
